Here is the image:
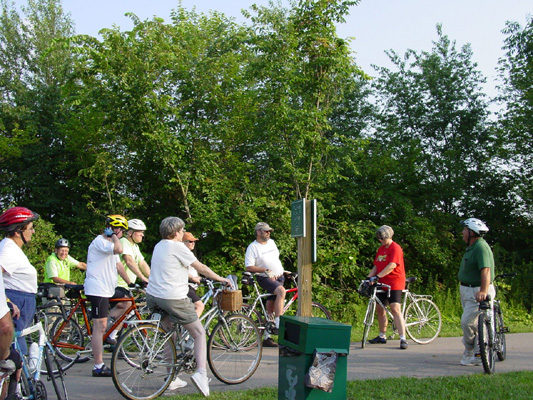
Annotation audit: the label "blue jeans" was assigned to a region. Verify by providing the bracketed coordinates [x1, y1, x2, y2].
[5, 289, 36, 354]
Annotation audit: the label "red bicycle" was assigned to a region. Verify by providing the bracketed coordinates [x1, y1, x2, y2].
[240, 271, 331, 335]
[44, 284, 145, 373]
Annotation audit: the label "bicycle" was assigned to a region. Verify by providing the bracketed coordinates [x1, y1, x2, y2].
[45, 283, 145, 373]
[12, 318, 68, 400]
[477, 272, 516, 374]
[110, 280, 262, 400]
[240, 271, 331, 336]
[358, 277, 442, 348]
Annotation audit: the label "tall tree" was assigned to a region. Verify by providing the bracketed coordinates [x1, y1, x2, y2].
[0, 0, 76, 227]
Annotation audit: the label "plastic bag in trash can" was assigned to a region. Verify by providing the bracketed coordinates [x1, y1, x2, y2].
[304, 350, 338, 393]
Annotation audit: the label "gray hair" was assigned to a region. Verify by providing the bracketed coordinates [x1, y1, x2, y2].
[376, 225, 394, 240]
[159, 217, 185, 239]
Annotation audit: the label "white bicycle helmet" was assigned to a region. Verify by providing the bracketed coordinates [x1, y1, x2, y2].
[461, 218, 489, 236]
[128, 219, 146, 231]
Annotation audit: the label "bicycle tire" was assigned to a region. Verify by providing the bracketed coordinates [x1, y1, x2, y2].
[361, 299, 376, 349]
[494, 304, 506, 361]
[478, 313, 495, 374]
[207, 313, 262, 384]
[404, 298, 442, 344]
[111, 323, 175, 400]
[47, 316, 87, 373]
[44, 345, 69, 400]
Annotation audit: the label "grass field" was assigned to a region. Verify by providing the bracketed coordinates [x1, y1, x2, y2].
[167, 371, 533, 399]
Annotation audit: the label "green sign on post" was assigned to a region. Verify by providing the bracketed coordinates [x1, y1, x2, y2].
[291, 199, 305, 238]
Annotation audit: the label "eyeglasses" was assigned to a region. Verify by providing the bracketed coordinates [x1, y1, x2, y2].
[184, 240, 196, 244]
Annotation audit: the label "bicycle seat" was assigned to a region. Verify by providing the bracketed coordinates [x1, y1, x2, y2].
[64, 284, 84, 299]
[241, 273, 255, 286]
[406, 277, 416, 284]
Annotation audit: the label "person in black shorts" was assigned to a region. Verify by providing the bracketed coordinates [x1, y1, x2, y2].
[244, 222, 286, 347]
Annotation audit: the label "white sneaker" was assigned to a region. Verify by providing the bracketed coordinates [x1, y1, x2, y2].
[460, 353, 481, 366]
[191, 371, 210, 397]
[166, 375, 187, 390]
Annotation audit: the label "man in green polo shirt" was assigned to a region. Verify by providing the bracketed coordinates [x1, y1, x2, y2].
[458, 218, 495, 366]
[44, 238, 87, 284]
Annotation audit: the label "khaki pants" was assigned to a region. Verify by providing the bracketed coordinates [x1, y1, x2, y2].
[460, 284, 495, 353]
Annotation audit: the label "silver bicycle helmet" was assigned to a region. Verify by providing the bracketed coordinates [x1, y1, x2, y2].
[461, 218, 489, 236]
[55, 238, 70, 248]
[127, 219, 146, 231]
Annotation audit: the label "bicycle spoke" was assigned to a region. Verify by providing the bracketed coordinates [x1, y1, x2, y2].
[207, 314, 262, 384]
[111, 323, 176, 400]
[405, 298, 442, 344]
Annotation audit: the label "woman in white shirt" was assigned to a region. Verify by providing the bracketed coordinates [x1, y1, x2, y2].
[146, 217, 232, 396]
[0, 206, 40, 353]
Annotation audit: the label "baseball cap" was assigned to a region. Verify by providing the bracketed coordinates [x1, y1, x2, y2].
[255, 222, 273, 232]
[183, 232, 199, 241]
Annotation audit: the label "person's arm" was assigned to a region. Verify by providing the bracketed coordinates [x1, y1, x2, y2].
[0, 313, 14, 360]
[76, 262, 87, 271]
[52, 276, 76, 285]
[366, 266, 378, 278]
[476, 268, 491, 302]
[111, 233, 123, 255]
[138, 259, 150, 278]
[375, 262, 398, 279]
[191, 261, 233, 288]
[116, 262, 132, 286]
[122, 255, 149, 284]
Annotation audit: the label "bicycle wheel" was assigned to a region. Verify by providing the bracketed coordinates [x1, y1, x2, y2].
[111, 323, 175, 400]
[311, 302, 332, 319]
[405, 298, 442, 344]
[47, 316, 87, 373]
[478, 313, 495, 374]
[361, 299, 376, 349]
[44, 345, 68, 400]
[494, 304, 506, 361]
[207, 314, 262, 384]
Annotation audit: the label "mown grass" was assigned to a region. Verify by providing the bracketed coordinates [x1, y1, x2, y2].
[167, 371, 533, 399]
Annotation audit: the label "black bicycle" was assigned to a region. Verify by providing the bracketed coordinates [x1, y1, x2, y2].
[477, 272, 516, 374]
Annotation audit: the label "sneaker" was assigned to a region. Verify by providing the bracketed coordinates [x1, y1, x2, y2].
[262, 337, 278, 347]
[400, 339, 408, 349]
[460, 352, 481, 366]
[92, 365, 112, 377]
[368, 335, 387, 344]
[166, 375, 187, 390]
[191, 371, 210, 397]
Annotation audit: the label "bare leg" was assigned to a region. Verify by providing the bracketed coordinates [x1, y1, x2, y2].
[376, 304, 388, 335]
[92, 318, 106, 365]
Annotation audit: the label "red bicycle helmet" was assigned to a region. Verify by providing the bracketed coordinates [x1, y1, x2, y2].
[0, 207, 40, 232]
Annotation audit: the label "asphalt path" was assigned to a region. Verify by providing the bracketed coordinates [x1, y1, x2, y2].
[43, 333, 533, 399]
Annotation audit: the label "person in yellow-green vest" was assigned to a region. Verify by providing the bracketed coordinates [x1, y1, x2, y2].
[44, 238, 86, 285]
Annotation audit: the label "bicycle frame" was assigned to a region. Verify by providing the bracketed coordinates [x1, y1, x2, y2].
[370, 284, 435, 336]
[51, 293, 142, 358]
[243, 275, 298, 322]
[13, 323, 46, 397]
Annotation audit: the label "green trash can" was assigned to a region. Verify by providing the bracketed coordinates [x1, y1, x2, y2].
[278, 315, 352, 400]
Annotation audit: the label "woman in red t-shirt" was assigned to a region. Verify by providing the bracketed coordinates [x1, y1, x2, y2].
[366, 225, 408, 349]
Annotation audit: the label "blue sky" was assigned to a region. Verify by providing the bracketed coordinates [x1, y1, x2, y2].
[13, 1, 533, 98]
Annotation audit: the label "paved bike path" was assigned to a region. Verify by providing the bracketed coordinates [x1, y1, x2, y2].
[46, 333, 533, 399]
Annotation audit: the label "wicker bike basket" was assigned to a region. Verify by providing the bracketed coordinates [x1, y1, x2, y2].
[219, 290, 243, 312]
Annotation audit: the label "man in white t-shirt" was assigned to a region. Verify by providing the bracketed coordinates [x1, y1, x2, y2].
[146, 217, 232, 395]
[245, 222, 286, 347]
[84, 215, 132, 378]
